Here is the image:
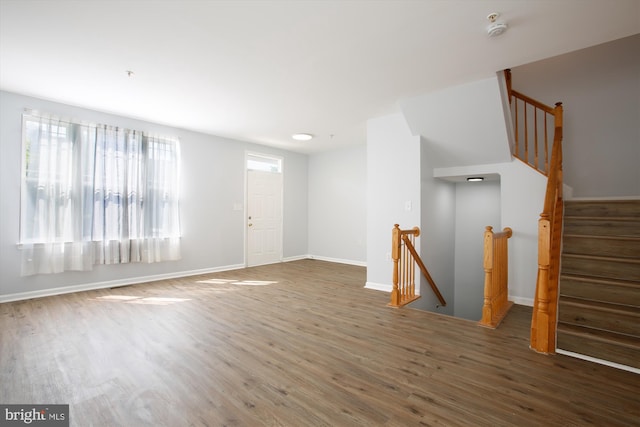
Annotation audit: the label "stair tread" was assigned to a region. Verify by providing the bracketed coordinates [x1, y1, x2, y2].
[559, 295, 640, 314]
[560, 273, 640, 288]
[565, 215, 640, 221]
[563, 233, 640, 241]
[562, 253, 640, 263]
[557, 322, 640, 348]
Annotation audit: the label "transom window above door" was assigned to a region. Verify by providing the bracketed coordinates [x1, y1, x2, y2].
[247, 153, 282, 173]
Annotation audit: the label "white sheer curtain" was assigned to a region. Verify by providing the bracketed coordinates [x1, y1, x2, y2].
[20, 113, 181, 275]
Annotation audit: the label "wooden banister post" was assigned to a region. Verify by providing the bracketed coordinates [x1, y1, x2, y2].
[504, 69, 512, 102]
[390, 224, 401, 307]
[554, 102, 564, 199]
[532, 216, 552, 352]
[480, 226, 495, 326]
[554, 102, 563, 140]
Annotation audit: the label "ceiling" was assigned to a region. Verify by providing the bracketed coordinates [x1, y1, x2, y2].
[1, 0, 638, 154]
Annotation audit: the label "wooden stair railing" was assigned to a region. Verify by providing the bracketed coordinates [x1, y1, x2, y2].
[389, 224, 447, 308]
[506, 69, 564, 353]
[530, 129, 564, 354]
[479, 226, 513, 328]
[505, 69, 562, 176]
[530, 103, 564, 354]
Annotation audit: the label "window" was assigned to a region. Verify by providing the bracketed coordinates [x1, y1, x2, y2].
[20, 113, 181, 275]
[247, 153, 282, 173]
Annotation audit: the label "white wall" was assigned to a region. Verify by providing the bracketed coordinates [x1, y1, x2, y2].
[308, 145, 366, 265]
[366, 113, 421, 291]
[0, 91, 309, 300]
[453, 181, 501, 320]
[512, 34, 640, 198]
[400, 76, 512, 168]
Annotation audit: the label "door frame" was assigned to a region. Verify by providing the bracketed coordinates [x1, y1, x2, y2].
[244, 151, 284, 267]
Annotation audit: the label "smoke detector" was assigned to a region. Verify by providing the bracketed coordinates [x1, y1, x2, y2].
[487, 12, 508, 37]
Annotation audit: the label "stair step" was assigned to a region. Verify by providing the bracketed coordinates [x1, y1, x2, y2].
[557, 323, 640, 369]
[563, 217, 640, 237]
[564, 199, 640, 218]
[563, 234, 640, 259]
[558, 296, 640, 336]
[561, 254, 640, 282]
[560, 274, 640, 307]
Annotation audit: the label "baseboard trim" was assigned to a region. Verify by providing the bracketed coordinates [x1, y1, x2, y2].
[509, 296, 534, 307]
[365, 281, 392, 292]
[0, 263, 245, 303]
[308, 255, 366, 267]
[556, 349, 640, 375]
[282, 255, 310, 263]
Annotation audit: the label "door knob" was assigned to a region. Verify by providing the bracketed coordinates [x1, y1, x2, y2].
[248, 223, 253, 227]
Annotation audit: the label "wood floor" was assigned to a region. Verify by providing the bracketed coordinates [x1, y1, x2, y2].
[1, 260, 639, 426]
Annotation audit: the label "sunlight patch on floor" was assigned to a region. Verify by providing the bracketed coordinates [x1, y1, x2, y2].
[196, 278, 278, 286]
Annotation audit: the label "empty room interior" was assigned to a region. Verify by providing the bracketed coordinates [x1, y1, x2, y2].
[1, 1, 639, 426]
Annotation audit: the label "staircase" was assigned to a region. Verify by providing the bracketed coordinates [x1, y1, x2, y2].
[557, 199, 640, 369]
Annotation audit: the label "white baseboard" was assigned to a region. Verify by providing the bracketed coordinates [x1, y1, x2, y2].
[0, 263, 245, 303]
[307, 255, 367, 267]
[282, 255, 310, 263]
[365, 281, 392, 292]
[283, 254, 366, 267]
[509, 295, 534, 307]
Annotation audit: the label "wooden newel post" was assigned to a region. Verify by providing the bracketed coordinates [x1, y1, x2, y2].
[554, 102, 564, 199]
[480, 226, 495, 326]
[532, 215, 552, 352]
[554, 102, 563, 140]
[390, 224, 401, 307]
[504, 69, 512, 102]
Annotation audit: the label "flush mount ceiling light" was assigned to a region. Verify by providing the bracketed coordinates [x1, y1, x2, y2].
[487, 12, 508, 37]
[467, 177, 485, 182]
[292, 133, 313, 141]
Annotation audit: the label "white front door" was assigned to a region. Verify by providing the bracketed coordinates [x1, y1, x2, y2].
[247, 169, 283, 266]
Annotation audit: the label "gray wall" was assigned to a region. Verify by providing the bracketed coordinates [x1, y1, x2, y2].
[419, 140, 456, 316]
[512, 34, 640, 198]
[0, 91, 309, 299]
[308, 145, 366, 264]
[453, 181, 501, 321]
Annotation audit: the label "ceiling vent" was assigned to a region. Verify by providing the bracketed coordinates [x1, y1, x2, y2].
[487, 12, 508, 37]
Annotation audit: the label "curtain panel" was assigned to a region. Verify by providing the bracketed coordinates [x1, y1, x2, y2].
[20, 113, 181, 276]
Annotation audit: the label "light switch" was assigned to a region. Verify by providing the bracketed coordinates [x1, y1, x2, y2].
[404, 200, 412, 211]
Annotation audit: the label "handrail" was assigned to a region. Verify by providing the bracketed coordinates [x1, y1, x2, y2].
[389, 224, 447, 308]
[479, 226, 513, 328]
[510, 89, 555, 114]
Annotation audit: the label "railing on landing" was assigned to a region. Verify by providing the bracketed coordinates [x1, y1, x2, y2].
[389, 225, 446, 308]
[505, 69, 565, 353]
[505, 69, 563, 177]
[479, 226, 513, 328]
